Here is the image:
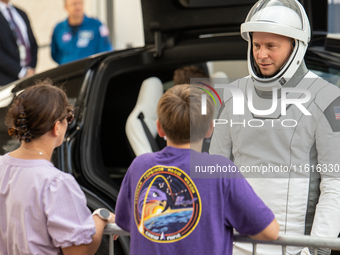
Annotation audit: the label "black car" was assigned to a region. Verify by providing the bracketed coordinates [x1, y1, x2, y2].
[1, 0, 339, 254]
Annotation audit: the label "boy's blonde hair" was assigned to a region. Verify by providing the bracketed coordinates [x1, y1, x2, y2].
[157, 84, 214, 144]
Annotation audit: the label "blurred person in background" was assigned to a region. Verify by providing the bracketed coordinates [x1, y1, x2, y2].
[0, 0, 37, 86]
[173, 65, 209, 85]
[51, 0, 113, 65]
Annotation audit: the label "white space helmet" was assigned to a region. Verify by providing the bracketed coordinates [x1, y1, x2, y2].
[241, 0, 311, 91]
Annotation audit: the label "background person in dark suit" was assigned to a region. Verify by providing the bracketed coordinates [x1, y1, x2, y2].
[0, 0, 37, 86]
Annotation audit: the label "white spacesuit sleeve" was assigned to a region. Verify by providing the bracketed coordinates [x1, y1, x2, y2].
[209, 101, 233, 158]
[311, 87, 340, 239]
[209, 82, 233, 160]
[209, 79, 245, 160]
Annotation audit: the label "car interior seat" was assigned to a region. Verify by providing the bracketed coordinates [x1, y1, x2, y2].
[211, 71, 228, 78]
[125, 77, 166, 157]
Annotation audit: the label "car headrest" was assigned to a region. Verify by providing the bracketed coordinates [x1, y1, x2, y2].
[211, 71, 228, 78]
[125, 77, 164, 156]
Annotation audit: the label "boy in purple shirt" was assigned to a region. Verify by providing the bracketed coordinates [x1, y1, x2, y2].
[115, 84, 279, 255]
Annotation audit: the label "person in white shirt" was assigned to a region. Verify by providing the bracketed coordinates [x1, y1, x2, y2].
[0, 0, 37, 85]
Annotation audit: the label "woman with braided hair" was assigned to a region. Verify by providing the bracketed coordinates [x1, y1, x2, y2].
[0, 80, 116, 255]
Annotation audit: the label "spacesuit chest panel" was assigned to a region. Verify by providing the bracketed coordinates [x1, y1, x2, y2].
[228, 73, 322, 173]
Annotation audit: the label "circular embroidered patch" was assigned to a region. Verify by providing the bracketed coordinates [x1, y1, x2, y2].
[134, 165, 201, 243]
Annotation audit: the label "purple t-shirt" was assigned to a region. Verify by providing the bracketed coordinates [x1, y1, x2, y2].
[0, 153, 96, 255]
[115, 146, 274, 255]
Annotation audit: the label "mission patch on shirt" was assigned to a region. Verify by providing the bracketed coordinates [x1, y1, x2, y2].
[134, 165, 201, 243]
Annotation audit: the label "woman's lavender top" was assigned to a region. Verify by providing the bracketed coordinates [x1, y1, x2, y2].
[0, 153, 96, 255]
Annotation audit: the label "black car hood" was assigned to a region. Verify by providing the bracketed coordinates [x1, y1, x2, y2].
[141, 0, 328, 46]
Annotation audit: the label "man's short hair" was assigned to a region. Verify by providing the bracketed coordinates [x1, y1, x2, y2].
[157, 84, 214, 145]
[173, 65, 209, 85]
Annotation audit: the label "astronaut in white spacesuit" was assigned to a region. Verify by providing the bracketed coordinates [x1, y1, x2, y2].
[209, 0, 340, 254]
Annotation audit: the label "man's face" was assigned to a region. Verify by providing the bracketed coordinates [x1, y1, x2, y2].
[252, 32, 294, 77]
[65, 0, 84, 19]
[0, 0, 10, 4]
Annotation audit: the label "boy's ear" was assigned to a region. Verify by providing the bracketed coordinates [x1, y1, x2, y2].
[205, 120, 214, 138]
[156, 119, 166, 137]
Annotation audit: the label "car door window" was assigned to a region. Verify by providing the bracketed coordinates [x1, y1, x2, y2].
[307, 64, 340, 88]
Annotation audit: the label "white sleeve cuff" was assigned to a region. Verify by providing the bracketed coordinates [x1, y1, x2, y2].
[18, 67, 27, 79]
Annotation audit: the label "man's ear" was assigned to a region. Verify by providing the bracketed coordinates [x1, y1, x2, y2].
[205, 120, 214, 138]
[156, 119, 166, 138]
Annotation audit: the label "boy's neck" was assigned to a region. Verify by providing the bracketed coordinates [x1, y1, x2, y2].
[166, 140, 203, 153]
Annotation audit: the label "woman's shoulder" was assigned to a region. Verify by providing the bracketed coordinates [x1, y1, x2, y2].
[37, 164, 77, 189]
[1, 153, 75, 186]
